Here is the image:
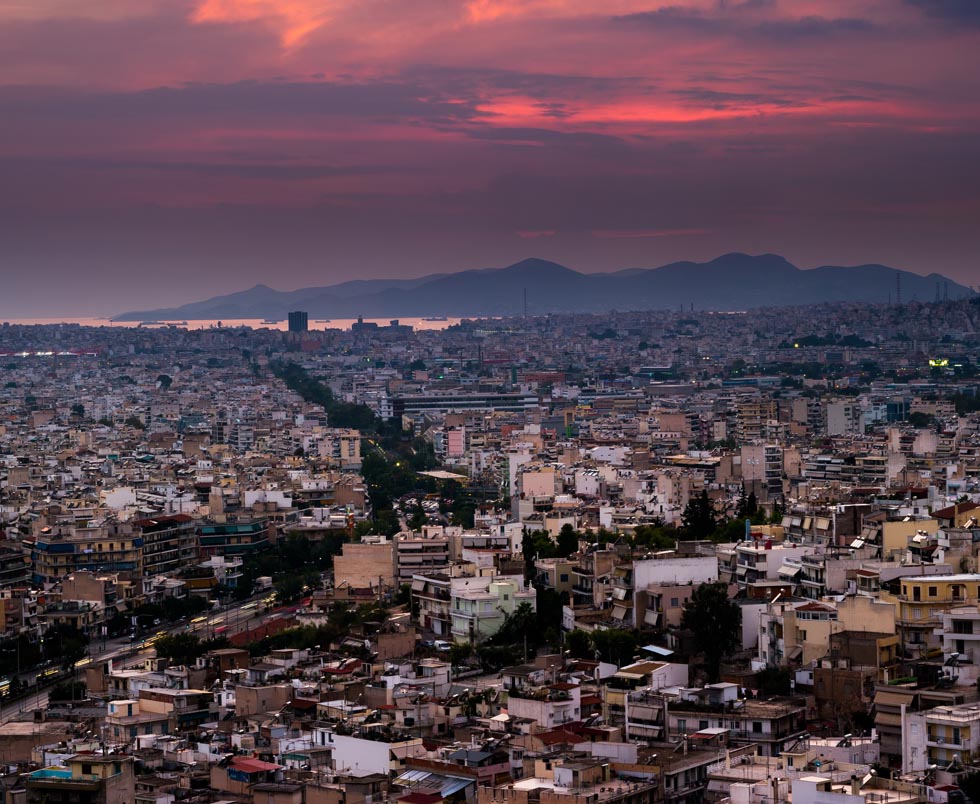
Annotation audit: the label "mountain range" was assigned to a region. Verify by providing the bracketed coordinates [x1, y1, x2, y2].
[113, 253, 972, 320]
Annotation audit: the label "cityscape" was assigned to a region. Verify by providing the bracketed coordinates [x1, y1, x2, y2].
[3, 2, 980, 804]
[2, 298, 980, 804]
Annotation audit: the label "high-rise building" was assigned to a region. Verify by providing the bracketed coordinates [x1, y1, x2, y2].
[287, 310, 309, 332]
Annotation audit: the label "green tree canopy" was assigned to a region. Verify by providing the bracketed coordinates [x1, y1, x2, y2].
[681, 582, 741, 681]
[556, 524, 579, 558]
[681, 490, 717, 540]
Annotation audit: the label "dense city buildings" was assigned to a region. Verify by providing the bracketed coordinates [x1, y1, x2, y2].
[3, 298, 980, 803]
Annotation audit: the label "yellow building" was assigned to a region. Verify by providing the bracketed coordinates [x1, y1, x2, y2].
[880, 518, 939, 556]
[892, 574, 980, 655]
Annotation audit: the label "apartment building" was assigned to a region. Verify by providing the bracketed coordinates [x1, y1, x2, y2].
[395, 528, 451, 584]
[665, 684, 808, 757]
[134, 514, 198, 577]
[892, 574, 980, 654]
[450, 576, 537, 643]
[25, 755, 135, 804]
[907, 702, 980, 769]
[197, 517, 273, 557]
[27, 521, 144, 585]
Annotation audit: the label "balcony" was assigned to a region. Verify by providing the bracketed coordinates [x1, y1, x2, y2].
[927, 737, 966, 750]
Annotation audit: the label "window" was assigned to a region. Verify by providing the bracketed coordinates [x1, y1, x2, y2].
[753, 721, 763, 733]
[913, 586, 921, 601]
[560, 574, 569, 582]
[671, 597, 680, 607]
[82, 764, 93, 775]
[929, 586, 938, 597]
[799, 629, 807, 641]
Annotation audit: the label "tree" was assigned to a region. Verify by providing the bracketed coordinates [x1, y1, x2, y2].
[556, 524, 579, 558]
[956, 771, 980, 803]
[632, 523, 676, 550]
[492, 603, 538, 646]
[408, 498, 428, 531]
[394, 584, 411, 607]
[50, 681, 87, 701]
[522, 529, 556, 579]
[535, 587, 566, 648]
[681, 490, 717, 540]
[275, 573, 313, 604]
[736, 490, 758, 519]
[591, 628, 638, 666]
[565, 629, 592, 659]
[908, 411, 934, 429]
[681, 583, 741, 682]
[70, 403, 85, 417]
[153, 633, 207, 666]
[755, 666, 792, 695]
[449, 642, 473, 668]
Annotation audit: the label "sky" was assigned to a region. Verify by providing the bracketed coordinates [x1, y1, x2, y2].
[2, 0, 979, 315]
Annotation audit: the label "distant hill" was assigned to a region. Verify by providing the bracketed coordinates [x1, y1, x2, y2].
[113, 253, 972, 320]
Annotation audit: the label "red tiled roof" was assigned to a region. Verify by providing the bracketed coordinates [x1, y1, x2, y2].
[537, 729, 581, 746]
[230, 758, 282, 773]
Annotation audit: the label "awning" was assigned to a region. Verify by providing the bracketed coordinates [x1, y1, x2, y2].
[645, 610, 661, 627]
[875, 712, 904, 727]
[787, 645, 803, 660]
[778, 564, 801, 579]
[874, 690, 916, 707]
[802, 517, 812, 530]
[411, 579, 426, 592]
[611, 604, 628, 621]
[612, 587, 628, 600]
[791, 517, 802, 527]
[781, 516, 793, 528]
[815, 517, 831, 531]
[631, 724, 663, 738]
[736, 566, 748, 576]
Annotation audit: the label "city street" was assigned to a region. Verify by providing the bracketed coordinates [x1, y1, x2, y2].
[0, 592, 283, 724]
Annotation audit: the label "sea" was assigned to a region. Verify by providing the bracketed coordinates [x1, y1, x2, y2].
[0, 317, 461, 332]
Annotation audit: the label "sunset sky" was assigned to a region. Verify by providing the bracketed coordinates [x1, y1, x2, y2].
[2, 0, 979, 315]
